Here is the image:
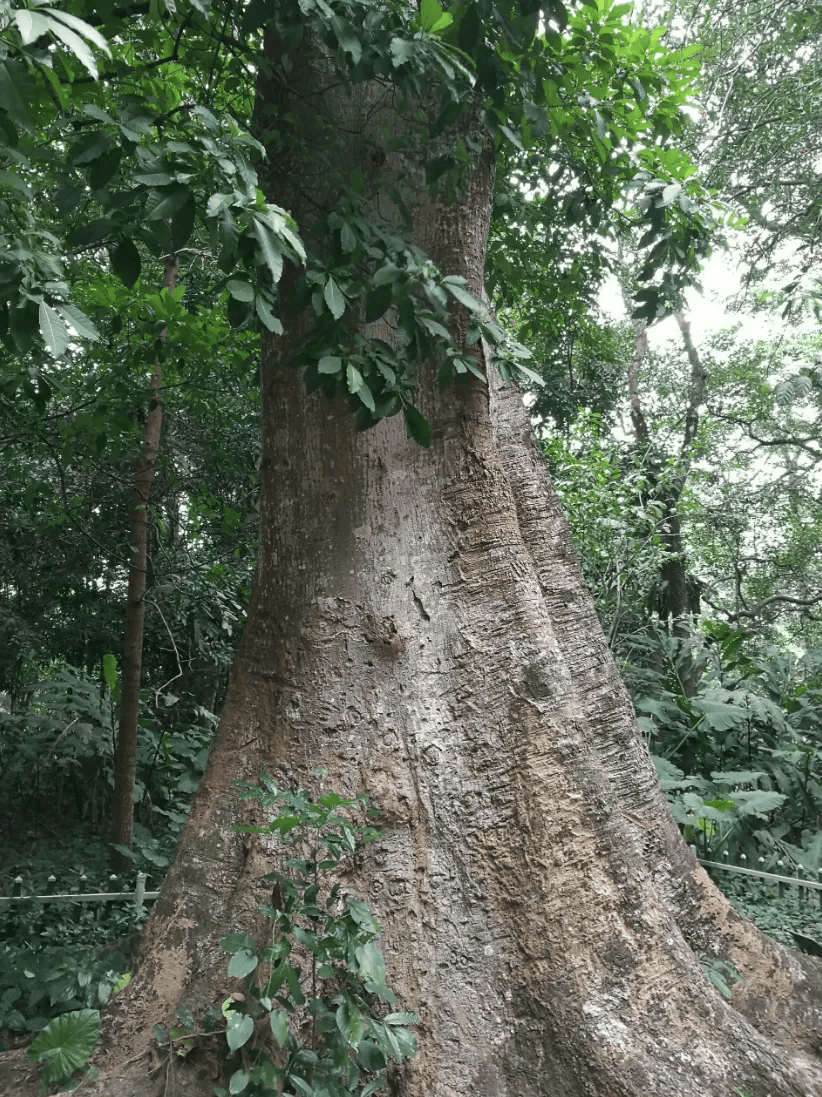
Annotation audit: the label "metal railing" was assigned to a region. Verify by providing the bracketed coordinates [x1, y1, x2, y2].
[694, 848, 822, 907]
[0, 871, 160, 911]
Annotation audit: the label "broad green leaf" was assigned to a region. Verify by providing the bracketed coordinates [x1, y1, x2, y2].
[110, 239, 141, 287]
[357, 1040, 385, 1071]
[403, 405, 431, 448]
[336, 998, 366, 1047]
[288, 1077, 315, 1097]
[44, 8, 110, 54]
[39, 303, 69, 357]
[390, 37, 415, 67]
[57, 304, 101, 342]
[102, 654, 118, 692]
[511, 362, 545, 386]
[731, 791, 787, 816]
[340, 222, 357, 252]
[227, 948, 258, 978]
[251, 217, 284, 283]
[26, 1009, 100, 1085]
[383, 1011, 420, 1025]
[330, 12, 361, 63]
[225, 1012, 253, 1052]
[220, 932, 255, 954]
[318, 356, 342, 374]
[256, 296, 284, 334]
[134, 173, 175, 186]
[0, 60, 35, 130]
[13, 9, 52, 45]
[207, 193, 233, 217]
[443, 282, 482, 311]
[229, 1069, 250, 1094]
[355, 942, 386, 985]
[419, 0, 445, 32]
[0, 169, 32, 198]
[171, 197, 196, 250]
[45, 18, 100, 79]
[146, 187, 190, 221]
[419, 317, 451, 340]
[269, 1009, 289, 1046]
[346, 364, 365, 395]
[324, 277, 346, 319]
[710, 771, 766, 786]
[227, 280, 254, 302]
[365, 285, 393, 322]
[361, 1077, 387, 1097]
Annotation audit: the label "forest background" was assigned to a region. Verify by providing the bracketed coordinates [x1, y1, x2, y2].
[1, 0, 822, 1081]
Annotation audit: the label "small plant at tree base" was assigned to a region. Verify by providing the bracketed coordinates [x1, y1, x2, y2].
[153, 774, 418, 1097]
[25, 1008, 102, 1090]
[699, 953, 746, 1000]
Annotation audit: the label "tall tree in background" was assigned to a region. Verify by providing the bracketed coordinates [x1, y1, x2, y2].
[111, 253, 177, 871]
[3, 1, 822, 1095]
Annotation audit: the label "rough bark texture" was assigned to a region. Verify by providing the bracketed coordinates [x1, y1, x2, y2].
[111, 255, 178, 872]
[14, 39, 821, 1097]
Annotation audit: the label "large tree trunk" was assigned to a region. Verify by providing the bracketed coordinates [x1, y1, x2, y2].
[9, 34, 822, 1097]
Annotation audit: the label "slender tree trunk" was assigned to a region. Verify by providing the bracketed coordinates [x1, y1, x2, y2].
[110, 255, 178, 871]
[9, 43, 819, 1097]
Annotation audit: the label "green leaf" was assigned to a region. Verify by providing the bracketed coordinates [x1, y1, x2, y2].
[229, 1069, 250, 1094]
[227, 949, 258, 978]
[443, 282, 482, 311]
[324, 277, 346, 320]
[340, 222, 357, 252]
[43, 8, 110, 55]
[365, 284, 393, 322]
[355, 942, 386, 985]
[0, 60, 35, 131]
[13, 9, 52, 45]
[511, 362, 545, 386]
[146, 187, 191, 221]
[360, 1077, 387, 1097]
[403, 406, 431, 448]
[207, 193, 233, 217]
[134, 173, 176, 186]
[110, 239, 141, 288]
[289, 1077, 315, 1097]
[357, 1040, 385, 1071]
[383, 1012, 419, 1025]
[252, 217, 284, 283]
[419, 0, 445, 32]
[227, 280, 255, 302]
[26, 1009, 100, 1085]
[269, 1009, 289, 1046]
[336, 997, 366, 1048]
[220, 932, 255, 954]
[256, 296, 284, 334]
[39, 303, 69, 357]
[346, 364, 365, 394]
[44, 16, 103, 80]
[226, 1012, 253, 1052]
[330, 12, 362, 63]
[318, 355, 342, 375]
[102, 654, 118, 692]
[171, 197, 196, 251]
[390, 37, 415, 68]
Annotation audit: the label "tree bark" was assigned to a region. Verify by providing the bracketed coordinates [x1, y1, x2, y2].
[26, 41, 822, 1097]
[111, 255, 178, 872]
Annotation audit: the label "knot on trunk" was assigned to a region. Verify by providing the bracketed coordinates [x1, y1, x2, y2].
[365, 615, 406, 656]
